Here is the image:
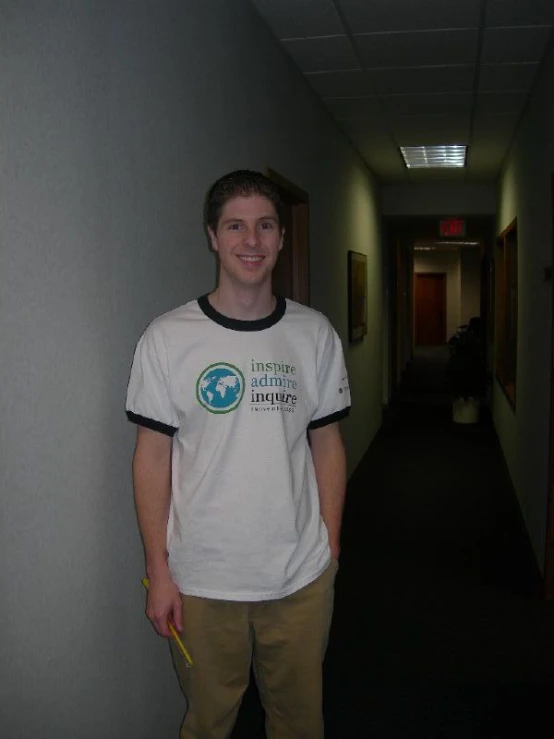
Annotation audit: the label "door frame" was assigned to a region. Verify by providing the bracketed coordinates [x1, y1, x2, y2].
[266, 168, 310, 305]
[545, 174, 554, 599]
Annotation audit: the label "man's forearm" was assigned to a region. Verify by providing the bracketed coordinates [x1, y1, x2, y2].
[132, 426, 173, 577]
[309, 423, 347, 559]
[132, 426, 183, 636]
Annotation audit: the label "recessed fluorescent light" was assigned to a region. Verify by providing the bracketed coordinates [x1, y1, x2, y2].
[439, 240, 479, 246]
[415, 241, 479, 247]
[400, 145, 467, 169]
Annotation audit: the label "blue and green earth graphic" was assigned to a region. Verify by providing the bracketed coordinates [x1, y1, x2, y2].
[196, 363, 245, 413]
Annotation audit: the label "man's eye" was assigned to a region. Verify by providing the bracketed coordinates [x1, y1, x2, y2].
[228, 223, 242, 230]
[260, 221, 274, 230]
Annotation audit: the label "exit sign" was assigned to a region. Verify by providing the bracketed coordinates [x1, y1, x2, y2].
[439, 218, 465, 237]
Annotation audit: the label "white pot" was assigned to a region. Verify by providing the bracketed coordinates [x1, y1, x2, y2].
[452, 397, 480, 424]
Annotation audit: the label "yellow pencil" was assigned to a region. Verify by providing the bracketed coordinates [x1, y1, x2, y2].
[141, 578, 194, 667]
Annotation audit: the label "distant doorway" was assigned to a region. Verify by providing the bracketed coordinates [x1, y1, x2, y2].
[414, 272, 447, 345]
[266, 168, 310, 304]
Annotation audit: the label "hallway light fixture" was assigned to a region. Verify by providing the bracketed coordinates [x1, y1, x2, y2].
[415, 242, 479, 247]
[439, 240, 479, 246]
[400, 145, 467, 169]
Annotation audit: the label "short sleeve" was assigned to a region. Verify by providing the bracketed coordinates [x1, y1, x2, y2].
[308, 319, 351, 429]
[126, 324, 179, 437]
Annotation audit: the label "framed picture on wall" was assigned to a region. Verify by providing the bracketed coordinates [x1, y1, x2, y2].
[348, 250, 367, 342]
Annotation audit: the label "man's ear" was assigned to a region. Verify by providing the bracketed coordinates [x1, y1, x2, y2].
[278, 228, 285, 252]
[207, 227, 218, 252]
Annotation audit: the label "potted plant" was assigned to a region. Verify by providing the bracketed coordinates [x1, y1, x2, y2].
[446, 319, 488, 423]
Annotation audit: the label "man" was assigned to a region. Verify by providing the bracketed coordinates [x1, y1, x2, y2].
[126, 170, 350, 738]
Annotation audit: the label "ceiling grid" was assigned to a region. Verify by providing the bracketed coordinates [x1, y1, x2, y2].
[251, 0, 554, 183]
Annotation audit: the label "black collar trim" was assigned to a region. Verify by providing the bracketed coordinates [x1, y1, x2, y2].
[197, 294, 286, 331]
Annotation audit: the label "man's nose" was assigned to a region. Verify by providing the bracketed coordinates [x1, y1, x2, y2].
[243, 226, 259, 247]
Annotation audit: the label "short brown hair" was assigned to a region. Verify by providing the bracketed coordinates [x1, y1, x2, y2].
[204, 170, 284, 231]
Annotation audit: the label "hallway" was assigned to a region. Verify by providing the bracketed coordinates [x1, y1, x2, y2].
[3, 3, 554, 736]
[235, 350, 554, 738]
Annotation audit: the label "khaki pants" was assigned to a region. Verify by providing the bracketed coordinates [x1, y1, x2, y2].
[170, 560, 338, 739]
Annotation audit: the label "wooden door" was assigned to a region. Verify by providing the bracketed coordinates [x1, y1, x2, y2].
[271, 198, 294, 298]
[414, 273, 447, 345]
[266, 169, 310, 304]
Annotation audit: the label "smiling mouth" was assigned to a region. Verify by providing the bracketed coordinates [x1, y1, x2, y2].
[238, 255, 264, 263]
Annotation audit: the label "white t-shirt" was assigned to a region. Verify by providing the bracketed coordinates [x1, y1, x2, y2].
[126, 295, 350, 601]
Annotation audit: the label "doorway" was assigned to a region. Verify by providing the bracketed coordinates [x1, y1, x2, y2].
[266, 168, 310, 304]
[414, 272, 447, 345]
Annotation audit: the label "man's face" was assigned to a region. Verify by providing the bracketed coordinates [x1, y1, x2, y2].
[208, 195, 284, 290]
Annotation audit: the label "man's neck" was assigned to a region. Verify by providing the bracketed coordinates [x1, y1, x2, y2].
[208, 285, 276, 321]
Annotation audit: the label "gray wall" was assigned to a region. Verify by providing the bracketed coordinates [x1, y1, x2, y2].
[494, 29, 554, 571]
[0, 1, 383, 736]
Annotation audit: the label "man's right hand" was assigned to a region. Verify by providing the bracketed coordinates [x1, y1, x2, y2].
[145, 572, 183, 637]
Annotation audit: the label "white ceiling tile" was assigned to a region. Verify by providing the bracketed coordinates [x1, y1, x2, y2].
[474, 91, 527, 115]
[472, 112, 519, 142]
[324, 96, 381, 118]
[479, 62, 540, 91]
[466, 140, 508, 170]
[394, 129, 470, 148]
[251, 0, 344, 39]
[368, 65, 474, 95]
[463, 168, 499, 182]
[473, 110, 519, 128]
[361, 148, 408, 182]
[367, 156, 407, 178]
[465, 169, 500, 181]
[355, 29, 479, 68]
[485, 0, 554, 27]
[391, 115, 471, 145]
[378, 171, 411, 184]
[282, 36, 359, 72]
[339, 118, 391, 139]
[482, 26, 553, 63]
[338, 0, 482, 33]
[305, 70, 373, 97]
[380, 92, 472, 116]
[407, 168, 469, 182]
[471, 133, 514, 153]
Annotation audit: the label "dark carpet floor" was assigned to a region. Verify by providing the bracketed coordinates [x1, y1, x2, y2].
[232, 347, 554, 738]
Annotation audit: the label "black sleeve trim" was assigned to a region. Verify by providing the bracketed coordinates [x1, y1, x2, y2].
[126, 411, 177, 437]
[308, 407, 350, 430]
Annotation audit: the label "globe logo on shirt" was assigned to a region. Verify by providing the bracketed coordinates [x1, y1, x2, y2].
[196, 363, 245, 414]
